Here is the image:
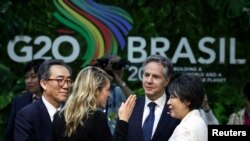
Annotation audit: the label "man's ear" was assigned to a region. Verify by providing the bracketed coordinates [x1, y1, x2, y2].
[185, 101, 191, 107]
[40, 79, 47, 91]
[164, 78, 170, 87]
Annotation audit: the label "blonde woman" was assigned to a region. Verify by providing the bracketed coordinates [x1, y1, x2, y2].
[52, 66, 136, 141]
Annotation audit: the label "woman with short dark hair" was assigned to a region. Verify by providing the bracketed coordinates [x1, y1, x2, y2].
[167, 73, 207, 141]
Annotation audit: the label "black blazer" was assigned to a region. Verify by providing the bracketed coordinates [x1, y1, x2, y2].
[4, 92, 33, 141]
[127, 96, 180, 141]
[14, 98, 52, 141]
[113, 120, 128, 141]
[53, 109, 129, 141]
[53, 110, 112, 141]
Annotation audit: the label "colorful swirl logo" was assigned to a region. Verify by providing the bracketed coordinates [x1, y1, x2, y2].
[53, 0, 133, 67]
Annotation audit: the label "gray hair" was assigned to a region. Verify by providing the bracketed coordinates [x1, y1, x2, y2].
[143, 55, 173, 80]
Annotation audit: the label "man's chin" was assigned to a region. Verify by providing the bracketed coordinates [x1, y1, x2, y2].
[145, 91, 154, 96]
[59, 96, 68, 102]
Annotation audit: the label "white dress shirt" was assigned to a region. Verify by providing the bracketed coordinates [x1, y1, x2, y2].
[42, 96, 61, 121]
[142, 93, 166, 138]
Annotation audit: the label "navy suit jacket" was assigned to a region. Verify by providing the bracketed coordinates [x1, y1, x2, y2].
[127, 96, 180, 141]
[14, 98, 52, 141]
[4, 92, 33, 141]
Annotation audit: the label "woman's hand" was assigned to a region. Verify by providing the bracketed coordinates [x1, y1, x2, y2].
[118, 95, 136, 122]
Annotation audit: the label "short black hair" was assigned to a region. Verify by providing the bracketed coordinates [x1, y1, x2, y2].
[38, 59, 72, 81]
[38, 59, 72, 92]
[168, 73, 205, 110]
[24, 59, 45, 74]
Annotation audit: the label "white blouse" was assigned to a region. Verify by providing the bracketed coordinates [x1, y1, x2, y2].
[168, 109, 208, 141]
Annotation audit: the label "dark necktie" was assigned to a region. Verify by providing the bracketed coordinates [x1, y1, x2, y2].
[33, 96, 39, 102]
[142, 102, 156, 141]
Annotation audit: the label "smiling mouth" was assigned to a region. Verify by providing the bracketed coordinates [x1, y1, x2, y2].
[145, 87, 154, 91]
[168, 107, 173, 112]
[60, 92, 68, 96]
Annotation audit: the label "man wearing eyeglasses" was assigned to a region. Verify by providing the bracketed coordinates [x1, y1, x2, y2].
[14, 59, 72, 141]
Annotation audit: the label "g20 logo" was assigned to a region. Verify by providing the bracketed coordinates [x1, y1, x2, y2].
[7, 35, 80, 63]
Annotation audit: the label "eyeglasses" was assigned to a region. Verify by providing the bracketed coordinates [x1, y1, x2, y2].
[47, 79, 72, 87]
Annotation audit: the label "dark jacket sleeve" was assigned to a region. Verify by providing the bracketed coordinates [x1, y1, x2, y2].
[14, 107, 35, 141]
[89, 110, 113, 141]
[4, 97, 17, 141]
[4, 92, 33, 141]
[113, 120, 128, 141]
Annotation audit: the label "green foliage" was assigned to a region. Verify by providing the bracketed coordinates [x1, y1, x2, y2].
[0, 0, 26, 45]
[205, 82, 246, 124]
[134, 88, 145, 97]
[0, 63, 18, 139]
[0, 63, 14, 108]
[0, 62, 26, 139]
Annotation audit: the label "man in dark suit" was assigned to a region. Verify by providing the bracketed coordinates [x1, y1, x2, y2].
[127, 55, 180, 141]
[4, 59, 45, 141]
[14, 59, 72, 141]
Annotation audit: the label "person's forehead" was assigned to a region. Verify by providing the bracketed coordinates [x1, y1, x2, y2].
[26, 68, 36, 75]
[49, 65, 70, 76]
[145, 62, 164, 71]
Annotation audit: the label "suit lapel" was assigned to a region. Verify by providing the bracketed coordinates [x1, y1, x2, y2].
[129, 97, 145, 141]
[137, 98, 145, 140]
[37, 98, 52, 125]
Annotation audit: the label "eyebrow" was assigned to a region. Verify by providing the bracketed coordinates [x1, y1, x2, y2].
[54, 75, 71, 79]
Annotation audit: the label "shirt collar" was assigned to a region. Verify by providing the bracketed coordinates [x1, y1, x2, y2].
[42, 96, 60, 121]
[145, 93, 166, 109]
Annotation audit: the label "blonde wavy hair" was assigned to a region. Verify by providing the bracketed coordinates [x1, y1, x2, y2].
[61, 66, 112, 137]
